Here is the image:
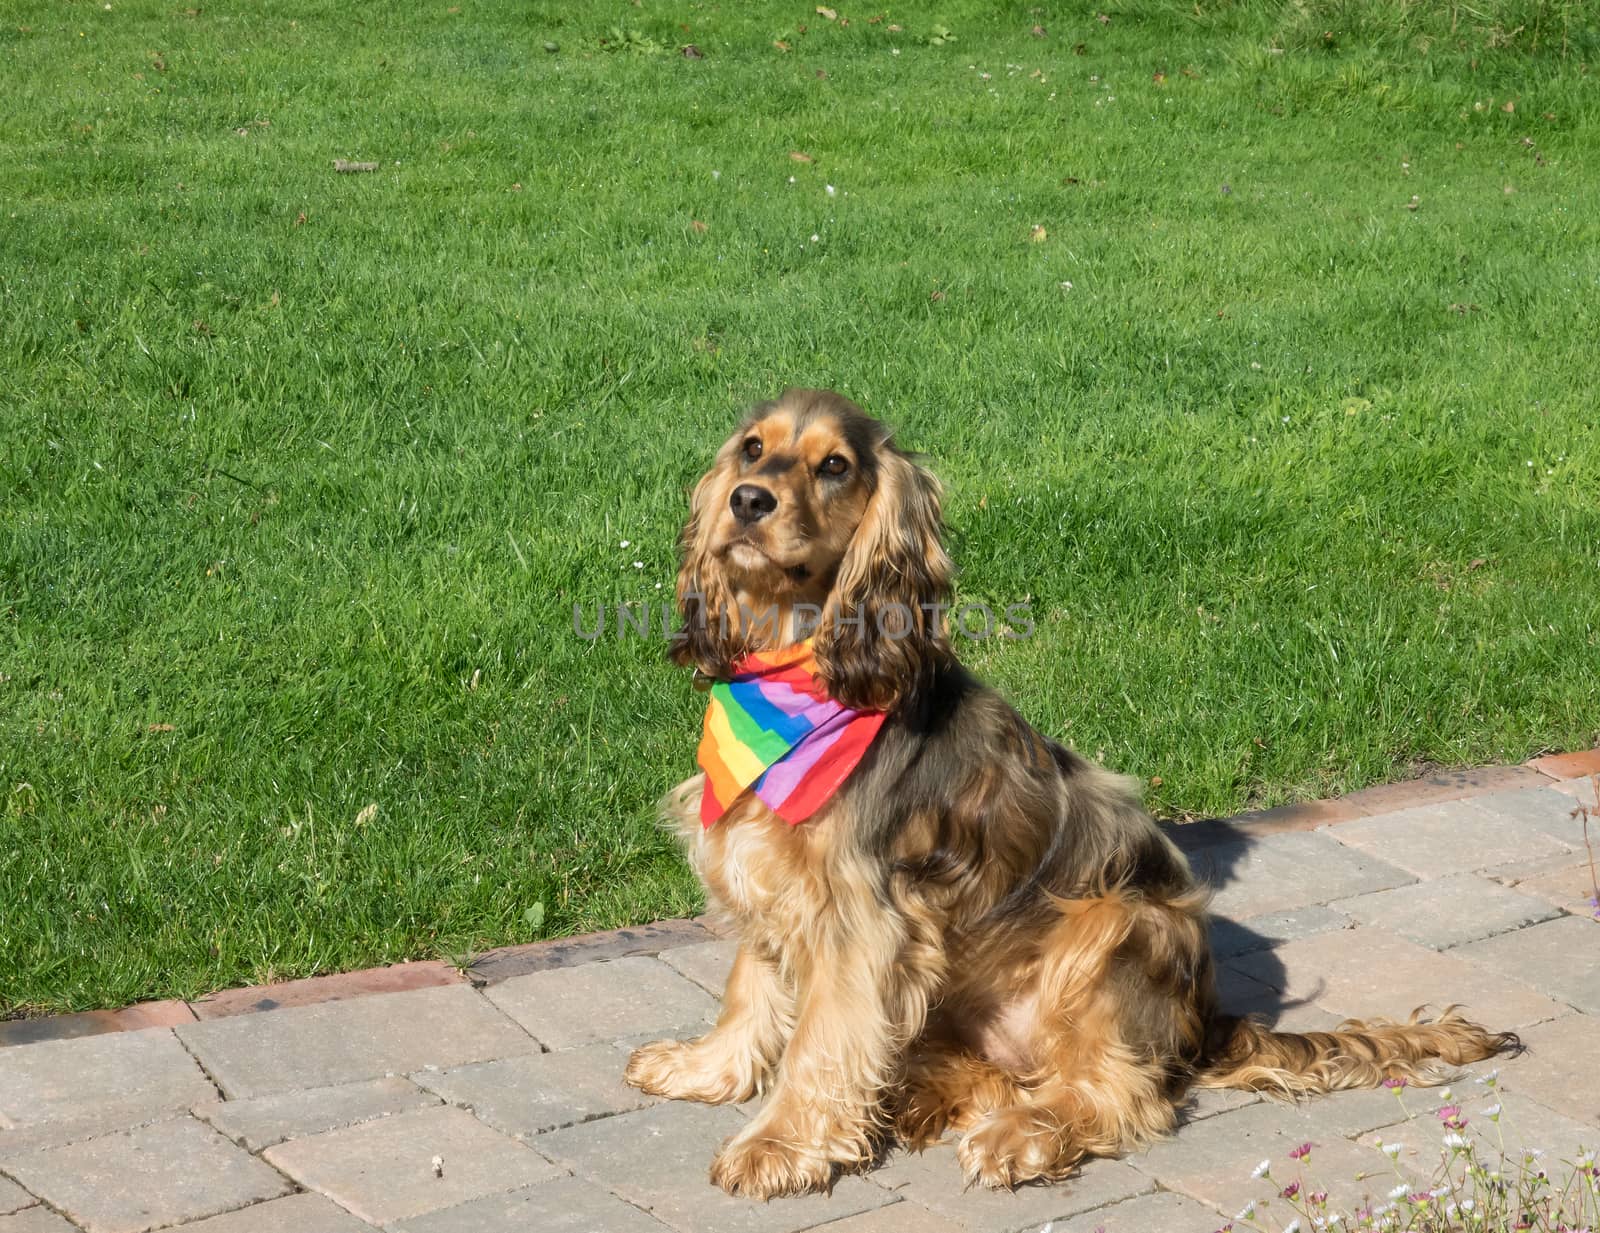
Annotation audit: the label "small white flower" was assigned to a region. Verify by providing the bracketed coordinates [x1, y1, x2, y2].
[788, 176, 796, 184]
[1380, 1142, 1402, 1158]
[1388, 1183, 1409, 1200]
[890, 47, 900, 55]
[632, 561, 643, 569]
[1477, 1069, 1500, 1086]
[1284, 1221, 1302, 1233]
[810, 234, 819, 243]
[1576, 1150, 1596, 1168]
[1443, 1133, 1470, 1151]
[1460, 1198, 1475, 1212]
[1252, 1158, 1272, 1178]
[1484, 1103, 1502, 1120]
[825, 184, 836, 196]
[619, 539, 630, 547]
[1060, 280, 1073, 290]
[1236, 1202, 1257, 1220]
[712, 170, 721, 180]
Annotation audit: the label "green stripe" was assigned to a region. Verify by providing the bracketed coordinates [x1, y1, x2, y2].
[713, 684, 795, 766]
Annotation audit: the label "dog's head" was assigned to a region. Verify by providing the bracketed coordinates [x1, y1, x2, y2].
[672, 388, 952, 712]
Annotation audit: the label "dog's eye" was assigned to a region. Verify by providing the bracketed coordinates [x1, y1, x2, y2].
[818, 454, 850, 478]
[742, 437, 763, 461]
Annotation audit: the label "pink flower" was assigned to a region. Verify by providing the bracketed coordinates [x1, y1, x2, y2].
[1281, 1181, 1301, 1200]
[1382, 1076, 1407, 1090]
[1288, 1142, 1313, 1161]
[1436, 1103, 1467, 1129]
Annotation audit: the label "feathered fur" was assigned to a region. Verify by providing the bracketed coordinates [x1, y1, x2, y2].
[625, 389, 1519, 1199]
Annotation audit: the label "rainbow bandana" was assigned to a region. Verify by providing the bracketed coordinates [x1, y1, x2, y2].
[697, 640, 886, 827]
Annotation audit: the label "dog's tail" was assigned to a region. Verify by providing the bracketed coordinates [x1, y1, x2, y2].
[1195, 1005, 1521, 1095]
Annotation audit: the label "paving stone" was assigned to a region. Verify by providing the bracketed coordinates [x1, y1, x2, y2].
[263, 1105, 558, 1226]
[191, 961, 464, 1020]
[469, 920, 714, 986]
[1196, 831, 1413, 920]
[1528, 748, 1600, 780]
[1175, 1085, 1261, 1124]
[165, 1192, 374, 1232]
[1054, 1190, 1227, 1233]
[1455, 916, 1600, 1014]
[868, 1145, 1150, 1233]
[1547, 775, 1600, 804]
[1498, 1015, 1600, 1126]
[1363, 1087, 1599, 1177]
[536, 1101, 893, 1233]
[0, 1177, 32, 1216]
[3, 1117, 290, 1233]
[177, 985, 537, 1099]
[1501, 859, 1600, 918]
[193, 1076, 441, 1151]
[1214, 796, 1365, 834]
[658, 942, 739, 997]
[1468, 787, 1600, 848]
[484, 956, 720, 1050]
[0, 1210, 80, 1233]
[392, 1176, 671, 1233]
[1229, 927, 1563, 1028]
[1328, 874, 1561, 950]
[417, 1042, 652, 1138]
[1340, 765, 1550, 815]
[0, 1001, 196, 1048]
[0, 1028, 215, 1129]
[805, 1202, 963, 1233]
[1208, 905, 1352, 959]
[1129, 1098, 1414, 1208]
[1328, 800, 1571, 879]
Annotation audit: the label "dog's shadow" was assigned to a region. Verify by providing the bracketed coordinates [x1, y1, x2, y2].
[1166, 819, 1328, 1031]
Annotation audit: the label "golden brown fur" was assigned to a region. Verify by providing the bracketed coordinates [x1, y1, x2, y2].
[623, 389, 1519, 1198]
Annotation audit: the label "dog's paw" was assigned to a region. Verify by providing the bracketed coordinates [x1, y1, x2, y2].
[624, 1038, 758, 1104]
[623, 1039, 695, 1097]
[956, 1108, 1080, 1190]
[890, 1085, 955, 1149]
[710, 1127, 837, 1199]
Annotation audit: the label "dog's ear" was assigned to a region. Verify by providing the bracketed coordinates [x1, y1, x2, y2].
[670, 462, 744, 680]
[815, 445, 952, 712]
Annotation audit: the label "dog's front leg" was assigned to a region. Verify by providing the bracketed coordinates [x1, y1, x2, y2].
[625, 944, 794, 1104]
[709, 897, 933, 1199]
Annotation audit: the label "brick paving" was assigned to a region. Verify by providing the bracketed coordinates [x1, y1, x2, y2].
[0, 761, 1596, 1232]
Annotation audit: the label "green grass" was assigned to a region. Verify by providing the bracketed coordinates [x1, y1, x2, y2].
[3, 0, 1598, 1014]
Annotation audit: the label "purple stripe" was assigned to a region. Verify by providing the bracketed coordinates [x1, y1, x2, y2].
[754, 711, 854, 807]
[753, 680, 834, 719]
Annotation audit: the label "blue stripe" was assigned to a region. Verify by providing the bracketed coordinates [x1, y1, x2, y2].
[726, 679, 814, 745]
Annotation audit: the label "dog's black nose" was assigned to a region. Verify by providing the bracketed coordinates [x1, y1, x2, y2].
[729, 484, 778, 525]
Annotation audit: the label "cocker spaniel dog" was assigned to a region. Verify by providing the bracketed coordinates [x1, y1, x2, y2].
[624, 388, 1517, 1199]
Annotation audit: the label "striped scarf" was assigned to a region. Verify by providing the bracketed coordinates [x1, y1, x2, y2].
[696, 640, 886, 827]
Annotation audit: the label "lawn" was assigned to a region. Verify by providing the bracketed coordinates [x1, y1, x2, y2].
[2, 0, 1597, 1014]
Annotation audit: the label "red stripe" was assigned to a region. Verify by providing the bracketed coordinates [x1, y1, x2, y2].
[753, 663, 829, 699]
[778, 712, 886, 823]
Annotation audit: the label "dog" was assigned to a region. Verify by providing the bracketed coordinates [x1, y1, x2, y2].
[623, 388, 1518, 1200]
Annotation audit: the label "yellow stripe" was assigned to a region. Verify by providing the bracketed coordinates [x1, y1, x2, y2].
[702, 698, 766, 800]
